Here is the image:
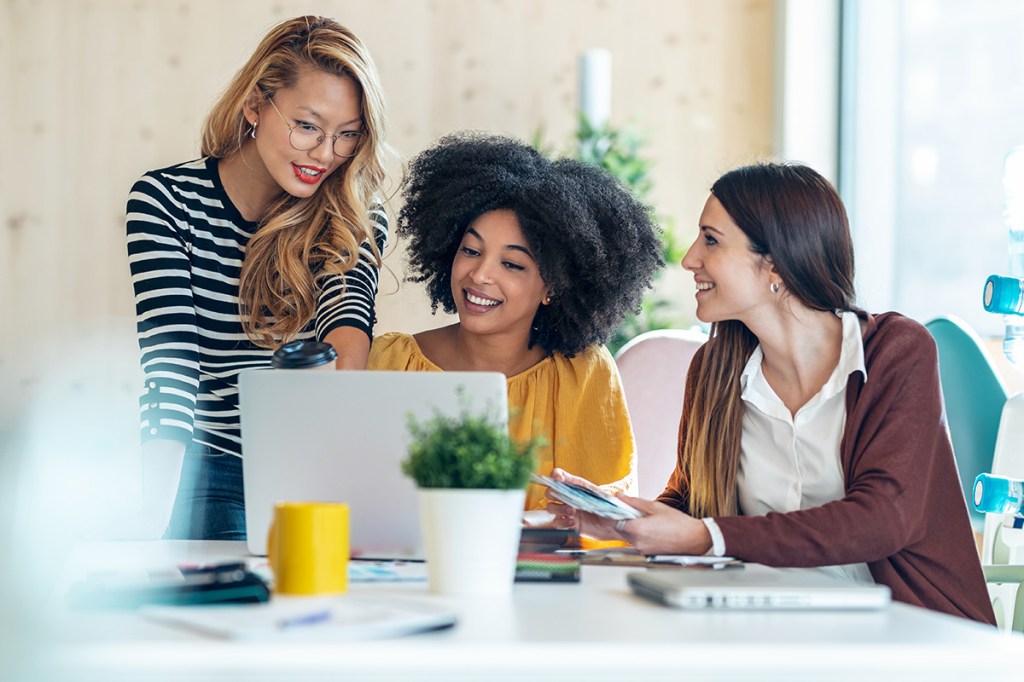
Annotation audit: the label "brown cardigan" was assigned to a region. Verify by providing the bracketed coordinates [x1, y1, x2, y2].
[658, 312, 996, 624]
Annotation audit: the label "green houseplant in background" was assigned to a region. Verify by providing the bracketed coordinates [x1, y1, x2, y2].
[402, 408, 542, 595]
[402, 409, 538, 489]
[534, 114, 686, 355]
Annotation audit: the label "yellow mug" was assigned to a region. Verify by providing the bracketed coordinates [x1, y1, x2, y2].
[267, 501, 349, 596]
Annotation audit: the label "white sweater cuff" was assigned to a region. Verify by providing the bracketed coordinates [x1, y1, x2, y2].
[702, 517, 727, 557]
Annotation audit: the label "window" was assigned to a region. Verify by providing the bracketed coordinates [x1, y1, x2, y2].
[840, 0, 1024, 337]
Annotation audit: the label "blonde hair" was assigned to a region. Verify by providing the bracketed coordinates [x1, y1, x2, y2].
[680, 321, 756, 517]
[201, 16, 391, 348]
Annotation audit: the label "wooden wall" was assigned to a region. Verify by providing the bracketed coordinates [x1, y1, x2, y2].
[0, 0, 775, 443]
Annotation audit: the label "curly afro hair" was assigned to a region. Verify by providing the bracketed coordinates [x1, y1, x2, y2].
[399, 131, 664, 356]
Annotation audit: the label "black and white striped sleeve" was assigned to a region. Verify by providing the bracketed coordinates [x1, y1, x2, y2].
[126, 174, 200, 445]
[316, 205, 390, 340]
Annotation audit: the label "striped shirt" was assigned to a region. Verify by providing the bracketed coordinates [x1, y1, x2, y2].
[126, 157, 388, 457]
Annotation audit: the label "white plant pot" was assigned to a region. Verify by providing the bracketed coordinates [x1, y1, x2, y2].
[417, 488, 526, 596]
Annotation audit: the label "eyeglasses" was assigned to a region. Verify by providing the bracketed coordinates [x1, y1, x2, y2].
[264, 96, 363, 158]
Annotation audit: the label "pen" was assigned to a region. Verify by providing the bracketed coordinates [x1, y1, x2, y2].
[278, 610, 332, 628]
[646, 556, 743, 569]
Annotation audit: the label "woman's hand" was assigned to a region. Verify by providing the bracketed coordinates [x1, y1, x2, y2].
[545, 468, 624, 540]
[521, 509, 558, 528]
[545, 468, 713, 555]
[609, 495, 713, 556]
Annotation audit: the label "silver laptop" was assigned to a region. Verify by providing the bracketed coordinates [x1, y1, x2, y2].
[239, 370, 508, 558]
[628, 563, 891, 610]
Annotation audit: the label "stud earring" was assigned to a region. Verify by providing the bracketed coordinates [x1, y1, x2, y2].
[770, 282, 780, 294]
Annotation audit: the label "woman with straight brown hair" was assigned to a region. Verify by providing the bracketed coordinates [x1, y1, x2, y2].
[124, 16, 392, 540]
[549, 162, 996, 624]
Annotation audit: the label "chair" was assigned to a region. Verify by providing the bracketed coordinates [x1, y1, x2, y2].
[925, 316, 1008, 531]
[925, 315, 1023, 631]
[614, 329, 708, 499]
[980, 393, 1024, 632]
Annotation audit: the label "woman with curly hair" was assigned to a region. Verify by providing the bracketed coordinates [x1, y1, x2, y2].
[548, 162, 995, 623]
[124, 16, 392, 540]
[369, 132, 663, 518]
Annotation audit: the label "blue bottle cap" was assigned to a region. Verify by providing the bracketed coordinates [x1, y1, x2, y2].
[974, 473, 1015, 509]
[974, 473, 1013, 513]
[983, 275, 1024, 315]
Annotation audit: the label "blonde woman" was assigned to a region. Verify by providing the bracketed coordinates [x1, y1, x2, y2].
[125, 16, 391, 540]
[550, 163, 995, 624]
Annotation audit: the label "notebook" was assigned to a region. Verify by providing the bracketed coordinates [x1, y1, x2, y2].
[142, 594, 456, 640]
[627, 564, 891, 610]
[239, 370, 509, 558]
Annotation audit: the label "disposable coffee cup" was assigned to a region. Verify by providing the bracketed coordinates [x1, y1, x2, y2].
[271, 340, 337, 370]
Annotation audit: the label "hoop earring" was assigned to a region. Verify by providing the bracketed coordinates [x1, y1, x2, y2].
[249, 122, 257, 139]
[770, 282, 780, 294]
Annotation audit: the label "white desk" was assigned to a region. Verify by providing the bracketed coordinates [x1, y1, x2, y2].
[19, 541, 1024, 681]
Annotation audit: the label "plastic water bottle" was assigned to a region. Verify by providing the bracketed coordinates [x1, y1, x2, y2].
[984, 275, 1024, 315]
[973, 473, 1024, 515]
[997, 146, 1024, 367]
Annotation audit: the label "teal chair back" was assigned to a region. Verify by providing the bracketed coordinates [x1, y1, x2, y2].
[925, 316, 1009, 530]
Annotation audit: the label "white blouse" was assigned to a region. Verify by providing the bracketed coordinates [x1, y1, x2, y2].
[704, 311, 875, 585]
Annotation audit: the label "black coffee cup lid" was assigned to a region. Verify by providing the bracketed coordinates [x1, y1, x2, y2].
[271, 340, 338, 369]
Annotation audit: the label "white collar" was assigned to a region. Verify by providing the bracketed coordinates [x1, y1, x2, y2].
[739, 310, 867, 414]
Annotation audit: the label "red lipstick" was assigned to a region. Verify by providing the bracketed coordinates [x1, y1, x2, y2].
[292, 163, 327, 185]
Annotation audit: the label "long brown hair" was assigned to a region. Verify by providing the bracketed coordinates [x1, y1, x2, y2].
[682, 163, 857, 517]
[201, 16, 391, 347]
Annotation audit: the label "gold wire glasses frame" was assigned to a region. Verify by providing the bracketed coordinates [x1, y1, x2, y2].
[263, 96, 363, 159]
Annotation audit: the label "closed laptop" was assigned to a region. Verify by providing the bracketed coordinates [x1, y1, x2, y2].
[628, 563, 891, 610]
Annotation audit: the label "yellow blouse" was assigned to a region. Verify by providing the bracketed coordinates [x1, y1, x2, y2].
[368, 332, 638, 510]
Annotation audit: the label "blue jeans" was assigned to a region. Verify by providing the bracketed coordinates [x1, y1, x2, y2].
[164, 443, 247, 541]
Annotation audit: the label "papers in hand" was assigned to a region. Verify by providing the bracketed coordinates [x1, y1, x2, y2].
[142, 595, 456, 640]
[530, 473, 642, 521]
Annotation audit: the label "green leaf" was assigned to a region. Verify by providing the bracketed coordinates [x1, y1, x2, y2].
[402, 407, 543, 490]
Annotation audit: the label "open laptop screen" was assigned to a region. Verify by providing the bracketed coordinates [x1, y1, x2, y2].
[239, 370, 508, 558]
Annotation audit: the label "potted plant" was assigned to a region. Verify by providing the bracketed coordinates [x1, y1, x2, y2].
[402, 408, 541, 595]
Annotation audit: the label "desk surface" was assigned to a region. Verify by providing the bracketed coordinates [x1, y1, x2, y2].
[19, 541, 1024, 681]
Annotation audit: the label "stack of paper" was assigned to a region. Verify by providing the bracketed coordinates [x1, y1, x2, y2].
[142, 595, 456, 640]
